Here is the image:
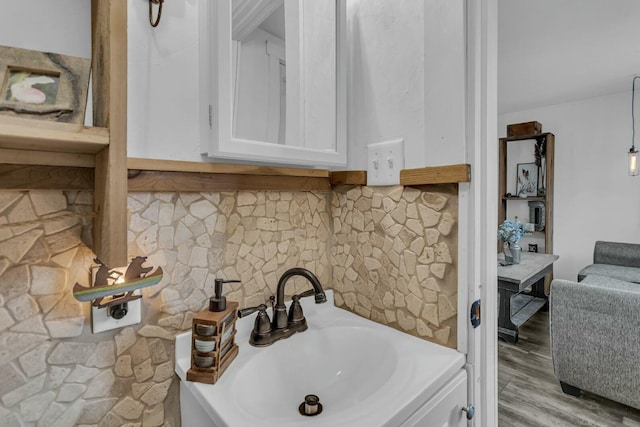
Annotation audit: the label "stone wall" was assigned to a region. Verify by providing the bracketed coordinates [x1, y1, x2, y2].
[331, 185, 458, 348]
[0, 190, 331, 427]
[0, 185, 457, 426]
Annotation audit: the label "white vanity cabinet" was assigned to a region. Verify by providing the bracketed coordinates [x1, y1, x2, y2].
[400, 370, 468, 427]
[178, 368, 469, 427]
[174, 292, 470, 427]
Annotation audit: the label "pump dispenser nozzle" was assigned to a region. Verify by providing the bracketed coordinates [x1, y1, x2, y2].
[209, 279, 241, 312]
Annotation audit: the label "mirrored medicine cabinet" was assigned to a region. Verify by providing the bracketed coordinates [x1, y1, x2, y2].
[199, 0, 347, 166]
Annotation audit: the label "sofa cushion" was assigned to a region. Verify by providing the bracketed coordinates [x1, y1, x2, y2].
[577, 263, 640, 283]
[580, 274, 640, 292]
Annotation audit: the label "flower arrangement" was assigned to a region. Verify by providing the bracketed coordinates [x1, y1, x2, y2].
[497, 218, 526, 244]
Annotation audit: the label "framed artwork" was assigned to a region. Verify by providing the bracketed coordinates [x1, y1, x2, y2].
[516, 162, 538, 197]
[0, 45, 90, 124]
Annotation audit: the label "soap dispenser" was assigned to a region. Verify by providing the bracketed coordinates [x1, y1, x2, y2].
[187, 279, 241, 385]
[210, 279, 240, 312]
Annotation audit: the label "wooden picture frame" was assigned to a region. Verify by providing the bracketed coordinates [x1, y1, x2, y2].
[516, 162, 538, 197]
[0, 45, 90, 124]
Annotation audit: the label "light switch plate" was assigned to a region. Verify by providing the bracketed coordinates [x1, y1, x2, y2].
[367, 139, 405, 186]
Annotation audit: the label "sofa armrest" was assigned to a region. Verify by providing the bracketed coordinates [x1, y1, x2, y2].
[550, 278, 640, 410]
[593, 240, 640, 268]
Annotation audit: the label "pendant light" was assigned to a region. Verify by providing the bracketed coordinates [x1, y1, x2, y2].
[629, 76, 639, 176]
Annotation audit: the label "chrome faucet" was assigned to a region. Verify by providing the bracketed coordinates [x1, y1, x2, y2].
[238, 268, 327, 347]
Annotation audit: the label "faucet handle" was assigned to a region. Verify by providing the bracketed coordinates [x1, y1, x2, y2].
[288, 295, 305, 324]
[238, 304, 267, 318]
[238, 304, 272, 336]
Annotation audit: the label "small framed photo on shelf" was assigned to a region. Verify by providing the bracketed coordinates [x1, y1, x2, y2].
[0, 45, 90, 124]
[516, 162, 538, 197]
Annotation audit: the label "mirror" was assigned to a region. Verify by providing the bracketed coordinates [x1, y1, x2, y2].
[231, 1, 286, 144]
[200, 0, 346, 166]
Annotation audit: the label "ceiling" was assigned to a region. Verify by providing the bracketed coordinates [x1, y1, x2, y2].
[498, 0, 640, 114]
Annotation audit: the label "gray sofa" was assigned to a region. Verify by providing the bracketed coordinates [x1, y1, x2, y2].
[577, 240, 640, 283]
[550, 241, 640, 410]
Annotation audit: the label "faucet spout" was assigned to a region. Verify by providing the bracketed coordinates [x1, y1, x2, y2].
[273, 268, 326, 329]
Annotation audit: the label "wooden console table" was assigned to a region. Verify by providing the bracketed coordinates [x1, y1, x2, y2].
[497, 252, 559, 344]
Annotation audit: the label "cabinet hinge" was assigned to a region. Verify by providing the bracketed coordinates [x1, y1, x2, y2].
[470, 299, 481, 328]
[208, 104, 212, 129]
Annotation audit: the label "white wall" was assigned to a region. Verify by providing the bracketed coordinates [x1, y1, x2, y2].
[0, 1, 90, 59]
[127, 0, 202, 161]
[346, 0, 466, 170]
[499, 91, 640, 280]
[129, 0, 470, 168]
[1, 0, 469, 169]
[0, 0, 92, 125]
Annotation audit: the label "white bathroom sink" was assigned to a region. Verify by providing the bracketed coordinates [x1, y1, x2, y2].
[231, 325, 398, 421]
[175, 290, 465, 427]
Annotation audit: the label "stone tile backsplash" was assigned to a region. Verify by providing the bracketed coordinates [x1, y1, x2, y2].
[331, 185, 458, 347]
[0, 185, 458, 426]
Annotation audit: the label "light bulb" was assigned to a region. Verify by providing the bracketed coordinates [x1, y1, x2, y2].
[629, 149, 639, 176]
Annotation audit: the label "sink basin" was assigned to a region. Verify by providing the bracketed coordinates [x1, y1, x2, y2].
[175, 290, 465, 427]
[232, 326, 398, 421]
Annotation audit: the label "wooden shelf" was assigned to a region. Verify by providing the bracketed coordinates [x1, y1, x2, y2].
[510, 294, 547, 327]
[0, 116, 108, 154]
[0, 148, 96, 168]
[127, 158, 329, 178]
[127, 158, 331, 192]
[500, 132, 552, 143]
[502, 196, 545, 201]
[400, 164, 471, 185]
[1, 160, 481, 191]
[330, 170, 367, 186]
[0, 0, 127, 267]
[128, 170, 331, 192]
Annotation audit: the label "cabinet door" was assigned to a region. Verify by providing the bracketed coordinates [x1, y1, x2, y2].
[199, 0, 347, 167]
[401, 370, 468, 427]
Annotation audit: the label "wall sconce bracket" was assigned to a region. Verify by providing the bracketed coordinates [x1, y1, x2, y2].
[149, 0, 164, 28]
[73, 256, 163, 333]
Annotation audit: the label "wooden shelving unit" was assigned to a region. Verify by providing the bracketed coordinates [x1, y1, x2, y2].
[0, 0, 128, 267]
[0, 116, 109, 154]
[499, 132, 555, 291]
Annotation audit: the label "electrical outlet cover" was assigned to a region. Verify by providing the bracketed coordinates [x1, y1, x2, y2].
[367, 139, 405, 186]
[92, 296, 142, 333]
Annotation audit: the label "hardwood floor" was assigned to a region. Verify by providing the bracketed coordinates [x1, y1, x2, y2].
[498, 310, 640, 427]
